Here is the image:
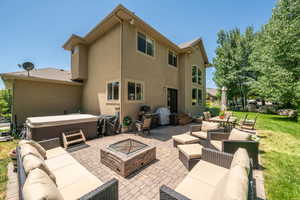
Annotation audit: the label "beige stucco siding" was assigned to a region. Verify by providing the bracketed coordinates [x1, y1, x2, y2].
[121, 22, 180, 119]
[82, 24, 121, 115]
[12, 80, 82, 126]
[182, 48, 206, 115]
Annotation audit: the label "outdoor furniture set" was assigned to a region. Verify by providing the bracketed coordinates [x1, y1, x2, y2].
[16, 138, 118, 200]
[172, 121, 259, 170]
[160, 148, 256, 200]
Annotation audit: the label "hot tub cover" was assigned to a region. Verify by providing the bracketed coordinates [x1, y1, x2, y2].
[26, 114, 98, 128]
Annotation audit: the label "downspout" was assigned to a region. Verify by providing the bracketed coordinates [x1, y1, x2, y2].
[114, 12, 124, 128]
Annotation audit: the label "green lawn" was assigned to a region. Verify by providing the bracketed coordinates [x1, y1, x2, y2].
[0, 140, 17, 200]
[233, 112, 300, 200]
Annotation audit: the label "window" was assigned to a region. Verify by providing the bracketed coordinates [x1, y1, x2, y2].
[128, 81, 144, 101]
[192, 65, 202, 85]
[168, 51, 177, 67]
[107, 81, 119, 100]
[137, 32, 154, 56]
[197, 89, 202, 105]
[192, 88, 202, 106]
[192, 88, 197, 106]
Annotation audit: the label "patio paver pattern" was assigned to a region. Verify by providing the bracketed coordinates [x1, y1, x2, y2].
[71, 125, 190, 200]
[5, 124, 266, 200]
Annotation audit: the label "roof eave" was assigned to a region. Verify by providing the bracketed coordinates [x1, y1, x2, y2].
[0, 74, 83, 86]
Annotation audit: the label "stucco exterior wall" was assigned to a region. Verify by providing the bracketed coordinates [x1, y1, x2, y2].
[121, 22, 180, 120]
[82, 24, 121, 115]
[181, 48, 206, 115]
[12, 80, 82, 126]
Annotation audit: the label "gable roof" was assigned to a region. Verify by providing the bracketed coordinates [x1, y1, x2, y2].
[206, 88, 217, 97]
[0, 68, 82, 86]
[63, 4, 209, 65]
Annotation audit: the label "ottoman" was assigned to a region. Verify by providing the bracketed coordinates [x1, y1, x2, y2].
[177, 143, 203, 170]
[172, 134, 200, 147]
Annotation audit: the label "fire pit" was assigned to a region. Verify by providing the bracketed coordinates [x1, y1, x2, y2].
[100, 139, 156, 177]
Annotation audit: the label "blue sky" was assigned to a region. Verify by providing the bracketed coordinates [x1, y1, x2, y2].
[0, 0, 276, 89]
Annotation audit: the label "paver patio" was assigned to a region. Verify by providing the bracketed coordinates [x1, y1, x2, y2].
[5, 124, 266, 200]
[71, 125, 190, 200]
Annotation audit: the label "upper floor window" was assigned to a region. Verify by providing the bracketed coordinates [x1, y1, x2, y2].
[192, 65, 202, 85]
[168, 51, 177, 67]
[137, 32, 154, 56]
[128, 80, 144, 101]
[107, 81, 119, 100]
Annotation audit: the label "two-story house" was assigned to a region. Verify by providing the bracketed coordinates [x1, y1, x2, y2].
[1, 4, 209, 126]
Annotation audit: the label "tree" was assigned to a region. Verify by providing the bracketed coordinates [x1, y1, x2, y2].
[213, 27, 256, 110]
[0, 89, 12, 121]
[250, 0, 300, 108]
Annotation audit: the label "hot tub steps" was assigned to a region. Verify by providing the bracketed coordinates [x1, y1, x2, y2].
[62, 130, 86, 149]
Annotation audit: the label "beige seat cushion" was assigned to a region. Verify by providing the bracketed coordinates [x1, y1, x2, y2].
[201, 121, 220, 132]
[189, 160, 228, 186]
[20, 143, 44, 160]
[176, 176, 215, 200]
[60, 173, 103, 200]
[46, 147, 68, 159]
[22, 168, 63, 200]
[23, 154, 56, 183]
[19, 140, 47, 159]
[211, 165, 248, 200]
[229, 128, 251, 141]
[178, 144, 202, 159]
[210, 140, 222, 151]
[172, 134, 200, 144]
[231, 148, 250, 174]
[191, 131, 208, 139]
[52, 162, 97, 189]
[45, 153, 78, 171]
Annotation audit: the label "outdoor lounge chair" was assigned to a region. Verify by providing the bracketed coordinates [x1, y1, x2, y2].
[208, 128, 259, 168]
[240, 114, 258, 130]
[202, 111, 212, 121]
[16, 138, 119, 200]
[160, 148, 256, 200]
[135, 117, 152, 135]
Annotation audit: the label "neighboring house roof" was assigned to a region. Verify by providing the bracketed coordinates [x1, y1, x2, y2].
[0, 68, 82, 86]
[206, 88, 217, 97]
[63, 4, 209, 65]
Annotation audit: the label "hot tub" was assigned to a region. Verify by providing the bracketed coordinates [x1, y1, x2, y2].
[26, 114, 99, 142]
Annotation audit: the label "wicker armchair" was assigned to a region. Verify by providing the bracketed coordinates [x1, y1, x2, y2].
[208, 129, 259, 168]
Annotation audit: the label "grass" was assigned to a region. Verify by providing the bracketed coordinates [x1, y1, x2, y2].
[233, 112, 300, 200]
[0, 140, 17, 200]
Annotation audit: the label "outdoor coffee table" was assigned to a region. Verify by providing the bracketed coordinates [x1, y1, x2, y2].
[100, 139, 156, 177]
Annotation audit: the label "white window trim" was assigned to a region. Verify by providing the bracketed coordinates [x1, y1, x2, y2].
[168, 49, 178, 68]
[136, 30, 156, 59]
[106, 80, 120, 102]
[126, 79, 145, 103]
[192, 65, 202, 85]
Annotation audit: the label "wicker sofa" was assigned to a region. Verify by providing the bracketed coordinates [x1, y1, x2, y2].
[160, 148, 256, 200]
[17, 138, 118, 200]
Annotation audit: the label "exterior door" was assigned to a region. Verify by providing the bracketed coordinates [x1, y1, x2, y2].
[167, 88, 178, 113]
